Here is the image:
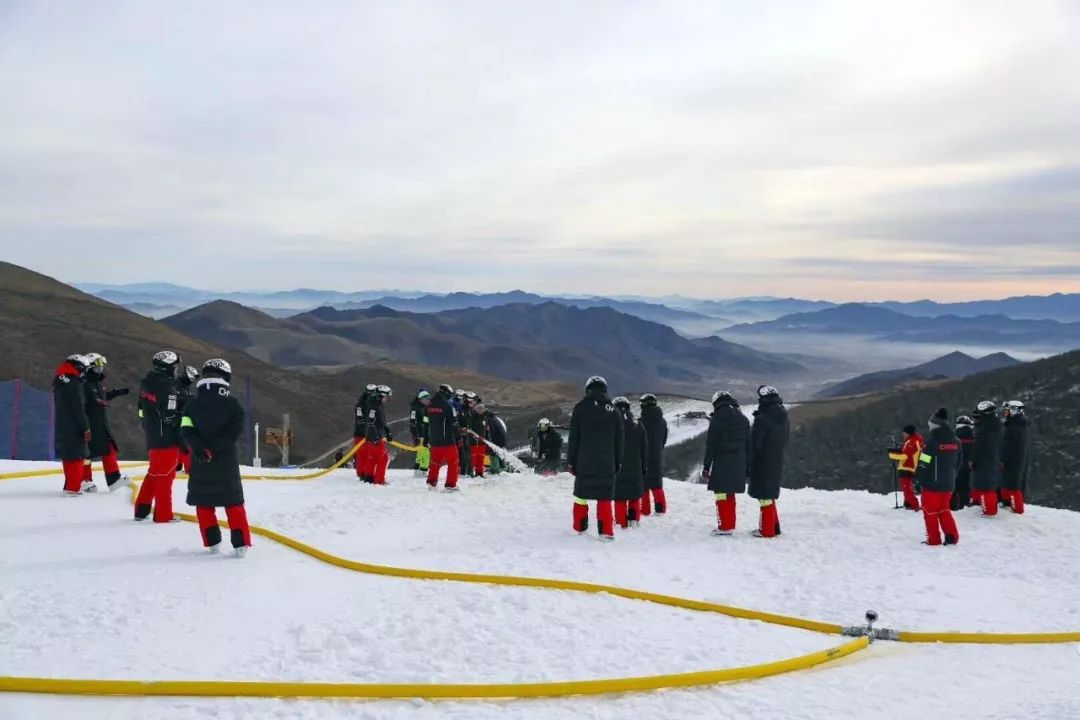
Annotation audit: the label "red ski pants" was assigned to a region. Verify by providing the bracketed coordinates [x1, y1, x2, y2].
[715, 492, 737, 531]
[979, 490, 999, 516]
[614, 498, 641, 527]
[195, 505, 251, 549]
[178, 448, 191, 474]
[640, 487, 667, 515]
[358, 440, 389, 483]
[899, 473, 920, 510]
[470, 442, 487, 477]
[758, 499, 780, 537]
[62, 459, 88, 493]
[427, 445, 459, 488]
[82, 441, 121, 483]
[573, 498, 614, 537]
[135, 446, 179, 522]
[921, 490, 959, 545]
[1000, 489, 1025, 514]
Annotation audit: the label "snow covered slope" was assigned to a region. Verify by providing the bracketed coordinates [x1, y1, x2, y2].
[2, 461, 1079, 720]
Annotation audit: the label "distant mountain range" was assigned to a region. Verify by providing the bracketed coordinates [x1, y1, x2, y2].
[816, 351, 1022, 398]
[162, 301, 806, 391]
[725, 303, 1080, 350]
[80, 283, 1080, 331]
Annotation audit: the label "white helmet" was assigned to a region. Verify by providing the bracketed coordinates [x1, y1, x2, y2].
[712, 390, 735, 405]
[612, 396, 630, 408]
[757, 385, 779, 399]
[377, 384, 392, 397]
[1003, 400, 1025, 415]
[537, 418, 551, 430]
[201, 358, 232, 382]
[976, 400, 996, 415]
[585, 375, 608, 392]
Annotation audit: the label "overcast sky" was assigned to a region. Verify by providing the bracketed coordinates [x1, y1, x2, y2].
[1, 1, 1078, 301]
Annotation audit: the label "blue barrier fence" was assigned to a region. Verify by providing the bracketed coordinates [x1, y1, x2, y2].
[0, 379, 54, 460]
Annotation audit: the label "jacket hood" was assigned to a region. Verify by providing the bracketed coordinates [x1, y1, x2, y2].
[55, 362, 82, 378]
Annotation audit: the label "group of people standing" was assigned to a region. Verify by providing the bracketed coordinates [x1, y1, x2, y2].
[51, 350, 252, 557]
[353, 384, 508, 490]
[891, 399, 1030, 546]
[565, 376, 670, 540]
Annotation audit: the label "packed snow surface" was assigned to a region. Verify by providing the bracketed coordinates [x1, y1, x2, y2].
[1, 459, 1078, 720]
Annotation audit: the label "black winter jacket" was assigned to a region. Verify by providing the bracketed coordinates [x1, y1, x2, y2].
[614, 411, 648, 501]
[364, 397, 388, 443]
[409, 398, 428, 444]
[534, 429, 563, 461]
[353, 392, 371, 438]
[485, 411, 507, 448]
[139, 369, 180, 449]
[426, 392, 460, 447]
[704, 401, 750, 495]
[971, 413, 1002, 491]
[916, 423, 960, 493]
[53, 362, 89, 461]
[84, 374, 125, 457]
[567, 390, 624, 501]
[181, 378, 245, 507]
[1000, 414, 1030, 492]
[639, 404, 668, 489]
[749, 396, 789, 501]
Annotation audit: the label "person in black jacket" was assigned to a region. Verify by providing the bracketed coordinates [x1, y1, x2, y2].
[749, 385, 789, 538]
[134, 350, 183, 522]
[457, 390, 472, 475]
[702, 391, 750, 536]
[466, 396, 490, 478]
[483, 408, 508, 474]
[353, 383, 376, 478]
[567, 376, 624, 540]
[970, 400, 1002, 517]
[638, 393, 668, 515]
[359, 385, 392, 485]
[534, 418, 564, 476]
[426, 384, 461, 491]
[180, 358, 251, 557]
[175, 366, 198, 474]
[612, 397, 647, 528]
[952, 415, 976, 510]
[53, 354, 92, 496]
[916, 408, 961, 545]
[999, 401, 1030, 514]
[82, 353, 130, 491]
[410, 389, 431, 477]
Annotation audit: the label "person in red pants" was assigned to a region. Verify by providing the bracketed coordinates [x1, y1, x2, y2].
[999, 401, 1029, 515]
[889, 424, 924, 511]
[352, 383, 376, 480]
[359, 385, 392, 484]
[174, 366, 198, 474]
[425, 384, 461, 491]
[81, 353, 131, 492]
[916, 408, 961, 545]
[702, 391, 750, 536]
[467, 397, 490, 478]
[135, 350, 183, 522]
[970, 400, 1002, 516]
[612, 397, 646, 528]
[567, 376, 623, 541]
[638, 394, 668, 516]
[180, 358, 251, 557]
[52, 354, 92, 495]
[749, 386, 788, 538]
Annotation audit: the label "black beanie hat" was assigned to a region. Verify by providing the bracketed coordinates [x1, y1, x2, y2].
[902, 424, 917, 435]
[934, 407, 948, 422]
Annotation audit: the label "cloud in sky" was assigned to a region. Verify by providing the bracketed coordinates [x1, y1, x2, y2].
[1, 0, 1078, 301]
